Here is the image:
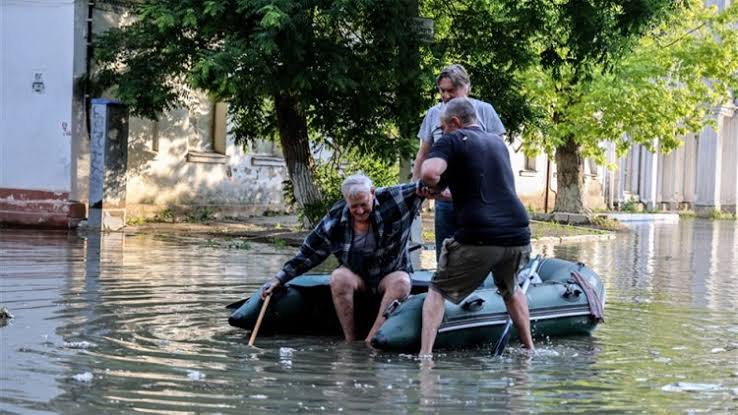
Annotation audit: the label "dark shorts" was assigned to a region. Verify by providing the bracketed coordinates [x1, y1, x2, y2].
[431, 239, 531, 304]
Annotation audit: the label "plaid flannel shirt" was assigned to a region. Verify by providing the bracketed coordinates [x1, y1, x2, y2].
[275, 182, 424, 285]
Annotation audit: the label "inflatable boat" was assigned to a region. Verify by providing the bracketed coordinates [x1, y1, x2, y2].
[227, 257, 605, 351]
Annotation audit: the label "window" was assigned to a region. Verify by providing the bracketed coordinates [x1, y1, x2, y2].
[252, 139, 282, 157]
[519, 155, 538, 177]
[186, 101, 228, 163]
[586, 158, 598, 176]
[211, 102, 228, 155]
[524, 156, 537, 171]
[251, 139, 284, 167]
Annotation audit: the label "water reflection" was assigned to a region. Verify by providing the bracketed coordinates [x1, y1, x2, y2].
[541, 220, 738, 312]
[1, 219, 737, 414]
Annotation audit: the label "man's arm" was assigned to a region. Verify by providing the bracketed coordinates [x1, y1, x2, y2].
[421, 157, 448, 192]
[421, 132, 454, 192]
[412, 141, 433, 180]
[390, 181, 428, 215]
[414, 106, 438, 180]
[262, 216, 334, 298]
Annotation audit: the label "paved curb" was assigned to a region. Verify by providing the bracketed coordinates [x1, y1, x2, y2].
[604, 213, 680, 223]
[533, 233, 616, 245]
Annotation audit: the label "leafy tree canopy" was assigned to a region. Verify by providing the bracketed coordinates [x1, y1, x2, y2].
[94, 0, 430, 161]
[520, 0, 738, 163]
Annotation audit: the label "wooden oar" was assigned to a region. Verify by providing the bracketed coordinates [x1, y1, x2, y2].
[491, 255, 542, 356]
[248, 294, 271, 346]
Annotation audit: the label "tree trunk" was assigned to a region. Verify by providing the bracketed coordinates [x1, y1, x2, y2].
[274, 93, 323, 223]
[554, 137, 586, 213]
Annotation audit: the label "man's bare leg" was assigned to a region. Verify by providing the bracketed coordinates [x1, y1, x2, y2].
[365, 271, 411, 344]
[330, 266, 365, 342]
[504, 289, 535, 350]
[419, 288, 446, 357]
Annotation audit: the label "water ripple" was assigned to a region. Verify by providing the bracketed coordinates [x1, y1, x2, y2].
[1, 221, 737, 414]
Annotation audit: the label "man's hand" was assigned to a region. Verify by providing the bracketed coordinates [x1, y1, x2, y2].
[416, 182, 433, 198]
[417, 182, 451, 200]
[435, 188, 452, 201]
[261, 277, 282, 300]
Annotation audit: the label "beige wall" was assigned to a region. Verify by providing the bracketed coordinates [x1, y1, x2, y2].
[508, 138, 606, 212]
[124, 98, 288, 219]
[509, 143, 550, 210]
[69, 4, 288, 220]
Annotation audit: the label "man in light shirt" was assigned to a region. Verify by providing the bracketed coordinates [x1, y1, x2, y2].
[412, 64, 505, 259]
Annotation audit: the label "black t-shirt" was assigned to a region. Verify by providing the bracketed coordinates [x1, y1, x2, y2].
[427, 126, 530, 246]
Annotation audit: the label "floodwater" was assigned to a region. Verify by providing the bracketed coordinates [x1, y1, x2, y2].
[1, 220, 737, 414]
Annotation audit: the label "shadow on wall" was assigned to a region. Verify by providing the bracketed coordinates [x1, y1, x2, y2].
[124, 105, 289, 220]
[92, 6, 288, 220]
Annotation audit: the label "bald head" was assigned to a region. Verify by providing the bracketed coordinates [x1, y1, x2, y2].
[440, 97, 478, 129]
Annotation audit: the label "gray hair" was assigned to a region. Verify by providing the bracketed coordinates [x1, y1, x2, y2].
[341, 173, 373, 199]
[441, 97, 478, 126]
[437, 64, 471, 93]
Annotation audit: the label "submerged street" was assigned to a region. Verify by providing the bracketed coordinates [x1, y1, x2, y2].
[1, 220, 737, 414]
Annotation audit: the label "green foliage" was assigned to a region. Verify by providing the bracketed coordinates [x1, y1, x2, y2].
[92, 0, 736, 217]
[422, 228, 435, 243]
[519, 1, 738, 163]
[204, 238, 252, 250]
[271, 238, 287, 249]
[530, 220, 609, 239]
[590, 215, 625, 232]
[420, 1, 673, 140]
[184, 206, 216, 223]
[142, 206, 216, 223]
[126, 216, 147, 226]
[153, 208, 175, 223]
[283, 152, 400, 225]
[708, 209, 737, 220]
[94, 0, 431, 161]
[419, 0, 543, 135]
[620, 200, 642, 213]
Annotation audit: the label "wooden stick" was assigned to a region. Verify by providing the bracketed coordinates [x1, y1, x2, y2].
[248, 294, 272, 346]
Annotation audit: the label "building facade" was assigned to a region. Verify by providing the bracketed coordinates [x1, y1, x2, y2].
[606, 104, 738, 215]
[3, 1, 730, 228]
[1, 0, 289, 229]
[1, 0, 86, 227]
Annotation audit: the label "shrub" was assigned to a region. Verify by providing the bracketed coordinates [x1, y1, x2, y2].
[620, 200, 640, 213]
[590, 215, 625, 231]
[708, 209, 737, 220]
[283, 152, 400, 226]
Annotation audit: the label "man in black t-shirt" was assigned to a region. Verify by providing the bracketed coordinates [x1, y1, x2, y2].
[418, 97, 534, 357]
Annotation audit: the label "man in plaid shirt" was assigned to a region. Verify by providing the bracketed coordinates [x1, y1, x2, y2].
[262, 173, 426, 343]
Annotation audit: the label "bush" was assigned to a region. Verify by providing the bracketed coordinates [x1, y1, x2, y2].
[708, 209, 737, 220]
[590, 215, 625, 231]
[283, 153, 400, 226]
[620, 200, 641, 213]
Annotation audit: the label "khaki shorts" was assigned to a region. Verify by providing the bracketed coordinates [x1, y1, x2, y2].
[431, 238, 531, 304]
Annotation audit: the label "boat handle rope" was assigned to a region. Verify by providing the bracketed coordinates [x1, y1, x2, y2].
[570, 271, 605, 323]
